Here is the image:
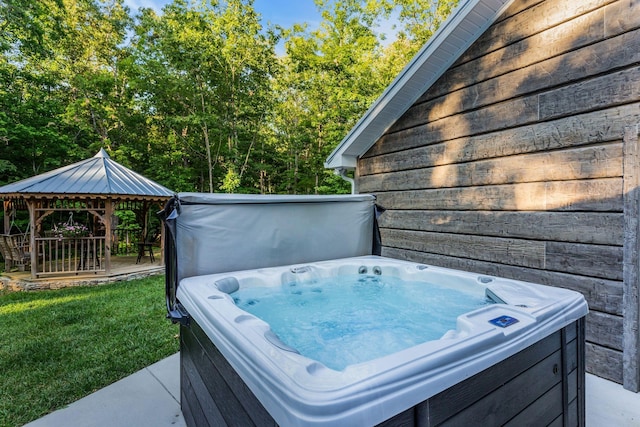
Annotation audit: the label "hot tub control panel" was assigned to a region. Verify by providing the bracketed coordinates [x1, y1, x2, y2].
[489, 315, 519, 328]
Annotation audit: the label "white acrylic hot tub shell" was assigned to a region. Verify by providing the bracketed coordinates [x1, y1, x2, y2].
[177, 256, 588, 427]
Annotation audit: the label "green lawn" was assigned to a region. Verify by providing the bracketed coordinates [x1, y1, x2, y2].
[0, 276, 179, 427]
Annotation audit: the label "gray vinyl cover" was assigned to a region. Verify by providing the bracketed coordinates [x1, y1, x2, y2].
[172, 193, 376, 281]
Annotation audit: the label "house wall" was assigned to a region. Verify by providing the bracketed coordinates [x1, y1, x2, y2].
[357, 0, 640, 385]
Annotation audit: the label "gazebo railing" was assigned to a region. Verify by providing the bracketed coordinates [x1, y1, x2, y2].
[35, 236, 106, 276]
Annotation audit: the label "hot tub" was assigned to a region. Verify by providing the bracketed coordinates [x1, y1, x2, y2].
[176, 255, 587, 427]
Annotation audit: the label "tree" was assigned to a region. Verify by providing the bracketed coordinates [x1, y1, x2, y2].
[0, 0, 134, 183]
[377, 0, 460, 79]
[392, 0, 459, 47]
[130, 0, 278, 193]
[0, 0, 457, 195]
[276, 0, 389, 194]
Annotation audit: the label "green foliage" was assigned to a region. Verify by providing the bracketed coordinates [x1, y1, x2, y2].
[114, 210, 139, 231]
[114, 210, 142, 253]
[128, 0, 278, 193]
[220, 165, 241, 193]
[391, 0, 459, 47]
[0, 0, 457, 195]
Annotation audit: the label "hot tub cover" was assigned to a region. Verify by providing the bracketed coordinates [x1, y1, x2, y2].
[160, 193, 380, 324]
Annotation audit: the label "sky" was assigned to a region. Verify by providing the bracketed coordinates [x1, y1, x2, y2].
[121, 0, 399, 55]
[122, 0, 323, 30]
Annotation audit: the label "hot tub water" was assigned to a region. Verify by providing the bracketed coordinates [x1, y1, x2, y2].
[232, 273, 494, 370]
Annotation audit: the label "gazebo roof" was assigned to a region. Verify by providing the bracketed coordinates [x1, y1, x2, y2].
[0, 149, 173, 200]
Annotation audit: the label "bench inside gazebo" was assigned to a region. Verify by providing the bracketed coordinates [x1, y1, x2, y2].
[0, 149, 173, 279]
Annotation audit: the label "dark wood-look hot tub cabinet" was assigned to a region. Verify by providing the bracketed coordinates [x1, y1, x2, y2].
[180, 317, 585, 427]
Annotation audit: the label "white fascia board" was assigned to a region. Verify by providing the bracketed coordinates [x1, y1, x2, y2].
[324, 0, 515, 171]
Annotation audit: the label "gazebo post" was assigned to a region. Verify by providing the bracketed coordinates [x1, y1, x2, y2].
[27, 199, 36, 279]
[3, 200, 10, 234]
[141, 200, 150, 241]
[105, 199, 113, 274]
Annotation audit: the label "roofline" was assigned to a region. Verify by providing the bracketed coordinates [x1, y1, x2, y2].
[324, 0, 515, 171]
[0, 193, 173, 201]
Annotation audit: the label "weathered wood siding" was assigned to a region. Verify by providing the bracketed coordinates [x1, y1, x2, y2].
[358, 0, 640, 385]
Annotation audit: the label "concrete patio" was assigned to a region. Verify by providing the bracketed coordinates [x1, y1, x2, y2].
[23, 352, 640, 427]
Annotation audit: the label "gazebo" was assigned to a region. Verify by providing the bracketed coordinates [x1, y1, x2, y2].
[0, 149, 173, 279]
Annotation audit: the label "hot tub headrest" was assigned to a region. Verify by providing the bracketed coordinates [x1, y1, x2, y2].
[215, 277, 240, 294]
